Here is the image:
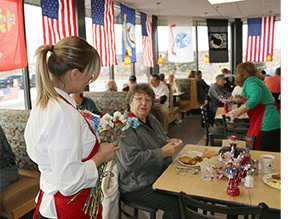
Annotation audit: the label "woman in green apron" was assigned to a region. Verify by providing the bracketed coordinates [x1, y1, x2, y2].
[231, 62, 280, 152]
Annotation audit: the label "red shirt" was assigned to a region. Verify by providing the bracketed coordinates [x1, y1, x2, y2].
[265, 75, 281, 93]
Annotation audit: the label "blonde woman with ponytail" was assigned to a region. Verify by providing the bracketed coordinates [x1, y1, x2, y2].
[25, 36, 120, 219]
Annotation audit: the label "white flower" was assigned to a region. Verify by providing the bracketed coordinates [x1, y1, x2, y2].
[113, 111, 122, 120]
[121, 122, 131, 131]
[102, 113, 112, 122]
[100, 119, 109, 128]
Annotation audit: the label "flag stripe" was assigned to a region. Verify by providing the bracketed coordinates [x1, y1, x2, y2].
[141, 13, 154, 67]
[92, 0, 117, 67]
[246, 16, 275, 62]
[41, 0, 77, 45]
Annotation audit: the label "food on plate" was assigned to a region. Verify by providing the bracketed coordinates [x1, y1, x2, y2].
[186, 152, 197, 159]
[205, 150, 219, 158]
[266, 178, 281, 189]
[179, 155, 203, 166]
[272, 174, 281, 180]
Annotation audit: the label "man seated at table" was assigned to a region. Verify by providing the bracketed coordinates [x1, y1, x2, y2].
[122, 75, 137, 92]
[70, 93, 101, 115]
[195, 70, 210, 103]
[222, 68, 236, 93]
[115, 83, 183, 219]
[150, 73, 170, 134]
[207, 74, 231, 118]
[159, 73, 167, 84]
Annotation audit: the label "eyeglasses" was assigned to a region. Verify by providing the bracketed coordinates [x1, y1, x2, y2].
[133, 96, 152, 103]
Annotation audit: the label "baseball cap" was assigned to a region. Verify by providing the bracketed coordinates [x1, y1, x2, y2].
[215, 74, 226, 80]
[129, 75, 136, 82]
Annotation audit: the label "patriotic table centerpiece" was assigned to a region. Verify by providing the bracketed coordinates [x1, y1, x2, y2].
[203, 148, 253, 197]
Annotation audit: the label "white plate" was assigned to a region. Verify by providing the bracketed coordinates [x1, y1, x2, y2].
[262, 173, 281, 190]
[177, 150, 203, 167]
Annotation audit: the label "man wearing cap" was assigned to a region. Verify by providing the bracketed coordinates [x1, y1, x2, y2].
[207, 74, 231, 117]
[122, 75, 137, 92]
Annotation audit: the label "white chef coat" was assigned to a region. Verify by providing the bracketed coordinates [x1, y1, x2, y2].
[25, 88, 98, 218]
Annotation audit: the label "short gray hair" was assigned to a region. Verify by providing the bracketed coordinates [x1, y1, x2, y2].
[126, 83, 155, 109]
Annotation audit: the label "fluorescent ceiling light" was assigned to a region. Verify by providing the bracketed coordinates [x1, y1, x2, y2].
[208, 0, 245, 4]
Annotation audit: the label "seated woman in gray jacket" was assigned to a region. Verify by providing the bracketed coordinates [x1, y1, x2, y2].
[115, 83, 183, 219]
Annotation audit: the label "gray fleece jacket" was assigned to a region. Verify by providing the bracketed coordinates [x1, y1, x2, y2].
[115, 112, 172, 193]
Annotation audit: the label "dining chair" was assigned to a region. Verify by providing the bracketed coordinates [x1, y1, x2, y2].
[178, 192, 268, 219]
[222, 114, 250, 136]
[200, 104, 225, 146]
[209, 133, 256, 152]
[119, 193, 157, 219]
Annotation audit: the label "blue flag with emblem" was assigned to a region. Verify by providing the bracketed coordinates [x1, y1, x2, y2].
[120, 3, 136, 63]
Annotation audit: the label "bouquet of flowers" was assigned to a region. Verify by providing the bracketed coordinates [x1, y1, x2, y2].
[70, 110, 139, 218]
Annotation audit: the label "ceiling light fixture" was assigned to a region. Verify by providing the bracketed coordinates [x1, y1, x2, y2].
[205, 55, 210, 63]
[208, 0, 245, 5]
[124, 52, 131, 65]
[157, 2, 163, 65]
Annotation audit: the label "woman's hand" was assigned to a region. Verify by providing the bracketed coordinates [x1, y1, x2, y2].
[231, 104, 250, 118]
[161, 139, 183, 158]
[91, 142, 120, 167]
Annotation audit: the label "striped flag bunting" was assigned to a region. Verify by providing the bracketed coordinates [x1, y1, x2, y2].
[41, 0, 77, 45]
[246, 16, 276, 62]
[91, 0, 117, 67]
[141, 12, 154, 67]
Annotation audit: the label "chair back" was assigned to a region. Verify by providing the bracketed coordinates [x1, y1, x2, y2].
[222, 115, 249, 136]
[179, 192, 268, 219]
[209, 133, 256, 152]
[222, 135, 256, 152]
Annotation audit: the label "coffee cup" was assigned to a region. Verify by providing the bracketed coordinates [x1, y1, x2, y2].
[260, 154, 275, 173]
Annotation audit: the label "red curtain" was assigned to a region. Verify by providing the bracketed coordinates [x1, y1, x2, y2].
[0, 0, 28, 71]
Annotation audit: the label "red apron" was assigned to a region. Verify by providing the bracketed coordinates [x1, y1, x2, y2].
[33, 95, 102, 219]
[242, 96, 266, 150]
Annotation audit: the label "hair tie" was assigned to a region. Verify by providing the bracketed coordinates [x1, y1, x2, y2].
[50, 45, 54, 52]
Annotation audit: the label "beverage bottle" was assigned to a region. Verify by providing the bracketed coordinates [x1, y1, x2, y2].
[230, 135, 238, 158]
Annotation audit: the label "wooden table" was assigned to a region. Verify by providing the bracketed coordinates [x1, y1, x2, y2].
[153, 145, 280, 211]
[173, 92, 185, 97]
[215, 107, 249, 120]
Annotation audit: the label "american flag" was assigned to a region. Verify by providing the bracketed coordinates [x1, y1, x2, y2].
[41, 0, 77, 45]
[141, 12, 154, 67]
[246, 16, 276, 62]
[91, 0, 117, 67]
[3, 87, 19, 101]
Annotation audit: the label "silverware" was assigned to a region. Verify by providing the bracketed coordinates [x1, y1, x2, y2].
[176, 167, 200, 175]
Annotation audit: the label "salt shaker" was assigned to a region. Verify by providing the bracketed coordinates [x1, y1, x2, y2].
[252, 159, 259, 175]
[244, 173, 254, 188]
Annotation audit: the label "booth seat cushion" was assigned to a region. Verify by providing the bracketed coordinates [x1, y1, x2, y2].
[0, 175, 39, 214]
[84, 91, 128, 115]
[0, 109, 38, 171]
